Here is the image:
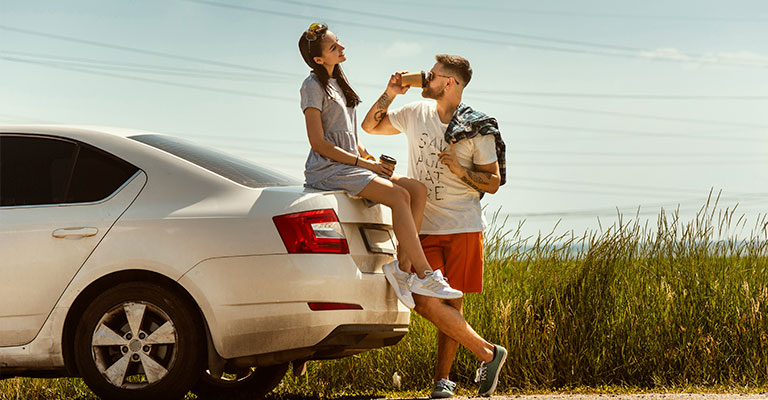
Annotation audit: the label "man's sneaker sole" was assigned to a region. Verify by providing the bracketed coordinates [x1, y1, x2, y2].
[408, 270, 463, 300]
[410, 286, 463, 299]
[382, 262, 415, 309]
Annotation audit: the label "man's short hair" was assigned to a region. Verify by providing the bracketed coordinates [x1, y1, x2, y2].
[436, 54, 472, 87]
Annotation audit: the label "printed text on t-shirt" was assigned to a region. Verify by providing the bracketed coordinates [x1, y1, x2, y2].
[416, 132, 446, 201]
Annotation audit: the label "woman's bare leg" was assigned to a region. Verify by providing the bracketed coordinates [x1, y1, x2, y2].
[390, 175, 427, 273]
[357, 177, 432, 277]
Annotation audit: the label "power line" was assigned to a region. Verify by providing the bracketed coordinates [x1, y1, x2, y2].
[332, 0, 768, 23]
[7, 52, 768, 137]
[507, 176, 710, 196]
[11, 49, 768, 102]
[474, 89, 768, 100]
[496, 120, 768, 142]
[500, 195, 768, 219]
[508, 149, 768, 158]
[180, 0, 768, 69]
[0, 56, 297, 102]
[0, 25, 297, 76]
[271, 0, 645, 53]
[1, 50, 300, 81]
[483, 101, 768, 129]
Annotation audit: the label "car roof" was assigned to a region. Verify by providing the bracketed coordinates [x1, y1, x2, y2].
[0, 124, 160, 140]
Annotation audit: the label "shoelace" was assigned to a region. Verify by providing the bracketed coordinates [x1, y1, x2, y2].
[434, 378, 456, 392]
[474, 361, 487, 383]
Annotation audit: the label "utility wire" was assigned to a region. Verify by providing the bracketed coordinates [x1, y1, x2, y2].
[508, 149, 768, 158]
[1, 50, 300, 81]
[6, 53, 768, 136]
[9, 49, 768, 101]
[271, 0, 646, 53]
[507, 160, 768, 167]
[179, 0, 768, 69]
[6, 54, 768, 138]
[474, 89, 768, 100]
[332, 0, 768, 22]
[0, 56, 297, 102]
[497, 120, 768, 142]
[0, 25, 297, 76]
[482, 100, 768, 129]
[501, 195, 768, 218]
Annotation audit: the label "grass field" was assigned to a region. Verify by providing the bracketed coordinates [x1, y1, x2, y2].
[2, 199, 767, 399]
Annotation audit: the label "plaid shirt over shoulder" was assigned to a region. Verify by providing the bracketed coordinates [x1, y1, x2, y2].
[444, 103, 507, 189]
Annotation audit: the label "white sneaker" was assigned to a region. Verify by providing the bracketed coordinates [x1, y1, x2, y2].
[382, 261, 415, 309]
[408, 270, 463, 299]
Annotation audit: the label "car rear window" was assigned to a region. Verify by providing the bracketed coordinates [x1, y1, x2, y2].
[130, 134, 300, 188]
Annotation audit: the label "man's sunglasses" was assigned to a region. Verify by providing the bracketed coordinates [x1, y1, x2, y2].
[305, 23, 326, 42]
[427, 71, 460, 85]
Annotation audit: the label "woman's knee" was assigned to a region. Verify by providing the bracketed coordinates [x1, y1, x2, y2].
[395, 177, 427, 203]
[411, 180, 427, 203]
[380, 184, 410, 209]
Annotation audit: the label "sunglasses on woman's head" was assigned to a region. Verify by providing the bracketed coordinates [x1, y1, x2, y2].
[305, 23, 326, 42]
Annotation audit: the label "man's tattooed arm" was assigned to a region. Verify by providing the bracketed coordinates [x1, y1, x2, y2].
[458, 166, 500, 194]
[460, 169, 492, 193]
[373, 92, 392, 122]
[361, 89, 400, 134]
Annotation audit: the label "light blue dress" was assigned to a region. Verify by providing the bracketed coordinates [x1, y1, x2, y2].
[300, 73, 377, 195]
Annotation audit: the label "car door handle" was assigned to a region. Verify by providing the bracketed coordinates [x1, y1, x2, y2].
[52, 227, 99, 238]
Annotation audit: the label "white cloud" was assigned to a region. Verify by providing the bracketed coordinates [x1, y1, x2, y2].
[382, 41, 423, 58]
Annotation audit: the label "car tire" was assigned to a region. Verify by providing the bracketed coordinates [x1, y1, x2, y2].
[192, 363, 289, 400]
[73, 282, 204, 400]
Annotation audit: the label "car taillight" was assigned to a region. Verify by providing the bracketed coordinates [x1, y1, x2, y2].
[273, 209, 349, 254]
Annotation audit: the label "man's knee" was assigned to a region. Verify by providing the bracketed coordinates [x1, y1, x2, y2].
[413, 294, 440, 317]
[443, 297, 463, 313]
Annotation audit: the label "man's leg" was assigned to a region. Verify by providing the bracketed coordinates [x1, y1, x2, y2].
[413, 294, 494, 364]
[435, 297, 463, 381]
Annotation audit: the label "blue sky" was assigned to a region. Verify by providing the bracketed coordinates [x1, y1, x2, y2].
[2, 0, 767, 239]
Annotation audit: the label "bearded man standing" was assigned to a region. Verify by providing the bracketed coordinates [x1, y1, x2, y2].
[361, 54, 507, 398]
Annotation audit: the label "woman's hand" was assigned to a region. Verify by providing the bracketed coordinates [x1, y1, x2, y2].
[360, 157, 394, 178]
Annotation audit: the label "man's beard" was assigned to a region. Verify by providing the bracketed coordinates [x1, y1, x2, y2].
[421, 85, 444, 100]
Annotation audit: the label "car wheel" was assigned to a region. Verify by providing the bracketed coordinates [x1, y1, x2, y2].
[193, 363, 289, 400]
[73, 282, 204, 400]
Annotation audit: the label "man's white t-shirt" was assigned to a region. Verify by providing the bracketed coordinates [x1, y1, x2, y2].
[388, 101, 497, 235]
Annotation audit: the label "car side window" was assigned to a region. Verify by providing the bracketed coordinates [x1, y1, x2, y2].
[66, 144, 139, 203]
[0, 136, 78, 207]
[0, 135, 139, 207]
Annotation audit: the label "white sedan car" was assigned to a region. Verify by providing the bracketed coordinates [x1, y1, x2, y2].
[0, 125, 409, 400]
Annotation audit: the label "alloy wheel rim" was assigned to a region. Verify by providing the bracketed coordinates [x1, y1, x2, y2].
[91, 301, 178, 389]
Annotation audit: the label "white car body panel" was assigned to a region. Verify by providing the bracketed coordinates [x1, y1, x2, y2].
[0, 125, 409, 375]
[0, 172, 147, 346]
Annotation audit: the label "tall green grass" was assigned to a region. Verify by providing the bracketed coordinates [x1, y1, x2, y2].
[277, 197, 768, 395]
[4, 198, 767, 398]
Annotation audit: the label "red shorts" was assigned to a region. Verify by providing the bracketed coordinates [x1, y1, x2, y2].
[419, 232, 484, 293]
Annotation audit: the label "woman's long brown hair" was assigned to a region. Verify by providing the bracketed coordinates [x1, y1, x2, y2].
[298, 24, 361, 108]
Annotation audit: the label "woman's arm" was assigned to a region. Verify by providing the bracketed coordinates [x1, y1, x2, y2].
[357, 143, 371, 160]
[305, 108, 393, 177]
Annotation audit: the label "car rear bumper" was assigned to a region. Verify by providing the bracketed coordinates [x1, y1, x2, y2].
[227, 324, 408, 368]
[179, 253, 410, 360]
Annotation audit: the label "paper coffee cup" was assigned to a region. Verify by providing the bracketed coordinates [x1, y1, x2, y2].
[401, 71, 426, 88]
